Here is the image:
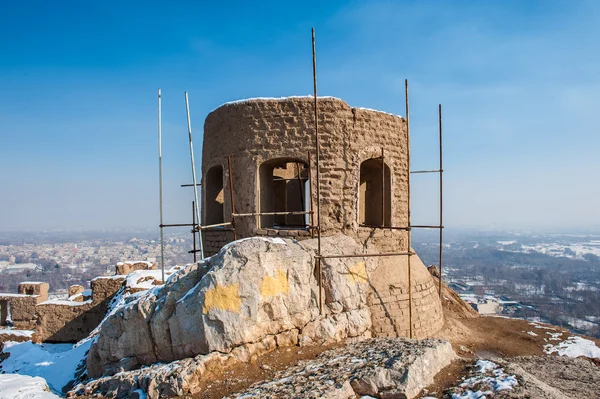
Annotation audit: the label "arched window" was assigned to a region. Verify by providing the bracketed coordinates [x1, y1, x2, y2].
[259, 158, 310, 228]
[205, 165, 224, 225]
[359, 158, 391, 226]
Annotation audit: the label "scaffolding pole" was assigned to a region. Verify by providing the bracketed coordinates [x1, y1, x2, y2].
[192, 201, 197, 263]
[312, 27, 323, 315]
[381, 147, 385, 227]
[308, 151, 315, 237]
[185, 91, 205, 260]
[227, 156, 238, 240]
[438, 104, 444, 297]
[158, 88, 165, 283]
[405, 79, 413, 339]
[296, 162, 305, 214]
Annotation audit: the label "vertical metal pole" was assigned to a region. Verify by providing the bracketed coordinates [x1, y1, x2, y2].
[158, 88, 165, 284]
[381, 147, 385, 227]
[227, 156, 237, 240]
[438, 104, 444, 297]
[185, 91, 205, 259]
[312, 28, 323, 315]
[192, 201, 197, 263]
[296, 162, 305, 213]
[308, 151, 315, 236]
[405, 79, 413, 339]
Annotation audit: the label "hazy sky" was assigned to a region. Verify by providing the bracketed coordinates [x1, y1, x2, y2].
[1, 0, 599, 231]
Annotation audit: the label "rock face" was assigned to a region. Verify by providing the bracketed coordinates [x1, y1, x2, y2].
[227, 338, 455, 399]
[74, 338, 455, 399]
[86, 235, 445, 379]
[87, 236, 377, 377]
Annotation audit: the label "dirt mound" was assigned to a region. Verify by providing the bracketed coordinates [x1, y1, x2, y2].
[431, 275, 479, 319]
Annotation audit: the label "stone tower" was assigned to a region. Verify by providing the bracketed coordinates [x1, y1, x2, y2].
[201, 96, 444, 338]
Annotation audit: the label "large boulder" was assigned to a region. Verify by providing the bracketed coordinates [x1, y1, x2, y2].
[87, 236, 375, 377]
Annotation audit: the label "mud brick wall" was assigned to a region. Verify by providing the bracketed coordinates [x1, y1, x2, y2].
[0, 295, 39, 329]
[367, 254, 444, 339]
[202, 97, 409, 252]
[203, 230, 236, 257]
[34, 277, 125, 343]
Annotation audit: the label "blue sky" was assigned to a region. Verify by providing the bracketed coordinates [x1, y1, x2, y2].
[1, 0, 599, 230]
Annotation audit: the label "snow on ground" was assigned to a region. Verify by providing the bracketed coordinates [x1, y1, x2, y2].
[544, 336, 600, 359]
[125, 269, 167, 290]
[0, 340, 92, 393]
[497, 240, 517, 245]
[0, 262, 182, 397]
[0, 329, 34, 337]
[0, 279, 146, 396]
[0, 374, 60, 399]
[529, 322, 556, 331]
[450, 360, 518, 399]
[545, 332, 562, 341]
[518, 242, 600, 260]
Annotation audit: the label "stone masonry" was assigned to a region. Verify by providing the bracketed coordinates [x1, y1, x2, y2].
[200, 97, 443, 339]
[201, 97, 409, 253]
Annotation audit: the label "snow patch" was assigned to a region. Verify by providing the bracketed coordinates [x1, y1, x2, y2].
[544, 336, 600, 359]
[450, 360, 518, 399]
[221, 236, 286, 252]
[0, 374, 60, 399]
[0, 329, 34, 338]
[0, 340, 92, 394]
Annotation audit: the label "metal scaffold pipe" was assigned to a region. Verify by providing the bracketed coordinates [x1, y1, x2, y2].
[438, 104, 444, 297]
[312, 27, 323, 315]
[405, 79, 413, 339]
[185, 91, 205, 260]
[158, 88, 165, 283]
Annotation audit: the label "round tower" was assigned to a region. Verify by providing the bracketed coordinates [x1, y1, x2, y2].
[201, 97, 408, 253]
[201, 96, 444, 338]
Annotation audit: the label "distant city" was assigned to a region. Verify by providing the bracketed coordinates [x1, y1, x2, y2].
[0, 229, 193, 298]
[414, 229, 600, 338]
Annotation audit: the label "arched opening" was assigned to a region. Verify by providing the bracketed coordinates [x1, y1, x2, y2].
[359, 158, 391, 226]
[205, 165, 224, 225]
[259, 158, 310, 229]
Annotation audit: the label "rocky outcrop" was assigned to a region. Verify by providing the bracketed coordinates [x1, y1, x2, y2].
[72, 338, 455, 399]
[86, 235, 446, 380]
[227, 338, 455, 399]
[87, 236, 380, 377]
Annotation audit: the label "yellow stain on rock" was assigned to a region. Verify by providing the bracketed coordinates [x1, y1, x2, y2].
[347, 261, 369, 284]
[202, 283, 242, 314]
[260, 269, 290, 299]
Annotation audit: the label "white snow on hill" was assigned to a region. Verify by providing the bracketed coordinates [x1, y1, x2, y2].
[0, 374, 60, 399]
[0, 340, 92, 394]
[544, 336, 600, 359]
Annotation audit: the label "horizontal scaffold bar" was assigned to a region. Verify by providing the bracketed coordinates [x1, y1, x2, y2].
[160, 223, 195, 228]
[316, 251, 413, 259]
[410, 169, 442, 174]
[359, 225, 410, 230]
[197, 222, 233, 230]
[233, 211, 313, 217]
